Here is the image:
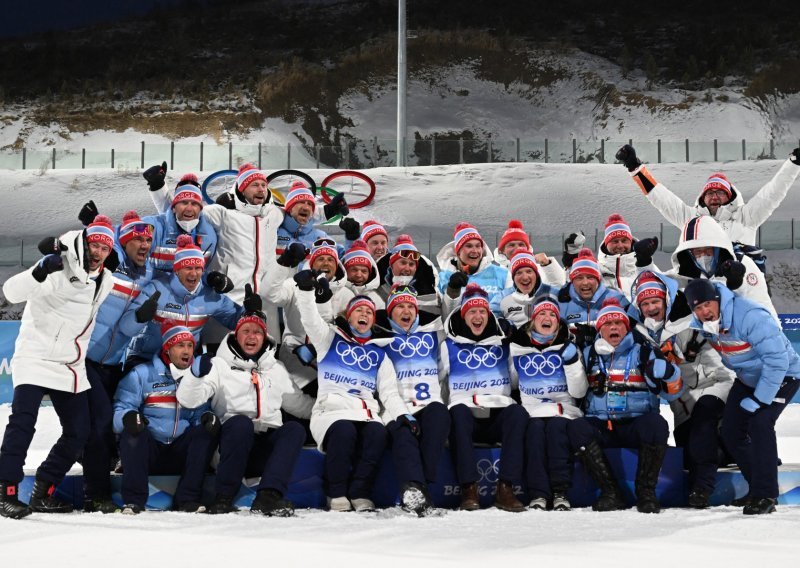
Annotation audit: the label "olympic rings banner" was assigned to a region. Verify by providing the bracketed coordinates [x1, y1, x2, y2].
[0, 321, 20, 404]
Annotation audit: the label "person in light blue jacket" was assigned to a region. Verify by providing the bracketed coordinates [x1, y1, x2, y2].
[437, 222, 511, 317]
[112, 324, 216, 514]
[685, 278, 800, 515]
[573, 298, 683, 513]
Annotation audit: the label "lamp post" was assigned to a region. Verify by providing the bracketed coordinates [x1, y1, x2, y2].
[397, 0, 407, 167]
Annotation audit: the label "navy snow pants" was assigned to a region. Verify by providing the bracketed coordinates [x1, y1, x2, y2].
[322, 420, 387, 499]
[386, 401, 451, 486]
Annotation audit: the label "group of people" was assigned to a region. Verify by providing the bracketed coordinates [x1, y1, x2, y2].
[1, 144, 799, 520]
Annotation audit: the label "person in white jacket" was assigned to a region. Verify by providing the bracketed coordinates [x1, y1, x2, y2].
[342, 240, 385, 308]
[148, 163, 285, 339]
[177, 311, 312, 516]
[0, 220, 115, 519]
[493, 220, 565, 283]
[293, 271, 411, 513]
[633, 216, 779, 322]
[616, 144, 800, 246]
[441, 283, 528, 513]
[596, 213, 655, 301]
[508, 298, 588, 511]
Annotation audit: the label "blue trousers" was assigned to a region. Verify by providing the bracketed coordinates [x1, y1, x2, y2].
[569, 413, 669, 450]
[720, 378, 800, 499]
[119, 425, 215, 508]
[525, 416, 573, 499]
[449, 404, 528, 485]
[0, 385, 89, 485]
[386, 402, 451, 486]
[214, 415, 305, 497]
[83, 359, 126, 499]
[673, 394, 725, 493]
[322, 420, 387, 499]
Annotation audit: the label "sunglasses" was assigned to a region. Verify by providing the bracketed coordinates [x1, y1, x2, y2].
[394, 249, 420, 262]
[390, 284, 418, 296]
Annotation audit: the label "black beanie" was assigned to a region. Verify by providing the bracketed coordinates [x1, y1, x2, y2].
[684, 278, 720, 309]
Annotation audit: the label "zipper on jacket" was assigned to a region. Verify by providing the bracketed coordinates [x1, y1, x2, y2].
[251, 218, 261, 293]
[170, 374, 181, 442]
[615, 257, 622, 289]
[66, 316, 95, 393]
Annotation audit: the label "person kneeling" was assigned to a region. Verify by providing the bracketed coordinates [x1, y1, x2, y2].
[112, 324, 218, 514]
[573, 299, 683, 513]
[177, 311, 312, 516]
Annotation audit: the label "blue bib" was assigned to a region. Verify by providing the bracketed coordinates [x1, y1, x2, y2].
[513, 351, 568, 401]
[446, 339, 510, 395]
[317, 335, 386, 398]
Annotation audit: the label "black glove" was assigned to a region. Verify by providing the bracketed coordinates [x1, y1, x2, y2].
[293, 344, 317, 366]
[498, 317, 514, 337]
[31, 254, 65, 282]
[122, 411, 149, 436]
[790, 148, 800, 167]
[562, 231, 586, 268]
[196, 353, 213, 377]
[243, 283, 262, 312]
[143, 161, 167, 191]
[633, 236, 659, 267]
[104, 249, 120, 273]
[215, 192, 236, 209]
[293, 269, 318, 292]
[718, 259, 746, 290]
[589, 373, 607, 396]
[277, 242, 308, 268]
[323, 193, 349, 220]
[78, 200, 99, 226]
[573, 324, 597, 349]
[37, 236, 68, 256]
[397, 414, 420, 437]
[615, 144, 642, 172]
[314, 275, 332, 304]
[201, 412, 221, 437]
[206, 271, 234, 294]
[447, 271, 469, 292]
[135, 290, 161, 323]
[338, 217, 361, 241]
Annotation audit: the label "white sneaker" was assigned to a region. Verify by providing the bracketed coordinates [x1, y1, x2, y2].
[327, 496, 352, 512]
[552, 493, 571, 511]
[529, 497, 547, 510]
[351, 498, 376, 513]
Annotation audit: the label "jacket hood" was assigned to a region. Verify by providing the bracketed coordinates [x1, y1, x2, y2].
[216, 331, 278, 368]
[508, 317, 570, 347]
[60, 229, 103, 285]
[672, 216, 735, 277]
[444, 306, 504, 344]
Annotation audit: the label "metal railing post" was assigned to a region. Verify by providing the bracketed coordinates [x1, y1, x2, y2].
[200, 141, 204, 172]
[315, 144, 320, 169]
[488, 138, 493, 163]
[600, 139, 605, 163]
[81, 149, 85, 169]
[52, 148, 56, 169]
[20, 240, 24, 266]
[170, 141, 175, 170]
[657, 139, 661, 163]
[22, 147, 26, 170]
[685, 138, 689, 162]
[459, 138, 464, 164]
[742, 139, 746, 160]
[714, 139, 718, 161]
[287, 143, 291, 169]
[770, 138, 775, 159]
[229, 142, 233, 169]
[141, 141, 145, 169]
[545, 139, 549, 163]
[258, 142, 262, 169]
[111, 149, 115, 169]
[572, 139, 576, 163]
[516, 138, 520, 162]
[431, 136, 436, 166]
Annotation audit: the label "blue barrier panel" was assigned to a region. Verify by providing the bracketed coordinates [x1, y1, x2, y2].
[0, 321, 20, 403]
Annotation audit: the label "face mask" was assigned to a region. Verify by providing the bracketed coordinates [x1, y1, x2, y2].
[393, 275, 414, 286]
[594, 338, 615, 355]
[177, 219, 200, 233]
[644, 317, 664, 332]
[695, 254, 715, 274]
[702, 319, 721, 335]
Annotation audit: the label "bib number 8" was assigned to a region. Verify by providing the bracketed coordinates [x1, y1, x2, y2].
[414, 383, 431, 401]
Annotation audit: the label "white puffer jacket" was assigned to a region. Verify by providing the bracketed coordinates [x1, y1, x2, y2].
[176, 333, 313, 432]
[631, 159, 800, 245]
[3, 229, 113, 393]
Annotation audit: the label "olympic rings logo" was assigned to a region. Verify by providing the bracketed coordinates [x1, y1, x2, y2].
[389, 333, 435, 358]
[516, 353, 562, 377]
[456, 346, 503, 370]
[335, 341, 381, 371]
[475, 458, 500, 483]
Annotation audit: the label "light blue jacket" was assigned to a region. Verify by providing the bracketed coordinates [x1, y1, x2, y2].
[688, 283, 800, 405]
[143, 210, 217, 275]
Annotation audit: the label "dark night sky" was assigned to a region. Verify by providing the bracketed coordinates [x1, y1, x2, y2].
[1, 0, 198, 38]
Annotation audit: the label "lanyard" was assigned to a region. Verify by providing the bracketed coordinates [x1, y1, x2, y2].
[597, 349, 633, 384]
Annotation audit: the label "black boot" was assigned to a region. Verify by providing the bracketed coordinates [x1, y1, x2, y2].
[577, 441, 625, 512]
[636, 444, 666, 514]
[400, 481, 434, 517]
[687, 487, 711, 509]
[0, 481, 31, 519]
[29, 478, 72, 513]
[206, 494, 238, 515]
[251, 489, 295, 517]
[743, 497, 776, 515]
[83, 496, 121, 514]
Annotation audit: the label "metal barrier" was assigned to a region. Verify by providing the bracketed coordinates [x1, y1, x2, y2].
[1, 138, 798, 172]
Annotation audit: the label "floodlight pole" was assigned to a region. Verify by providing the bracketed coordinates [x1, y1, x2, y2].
[397, 0, 407, 167]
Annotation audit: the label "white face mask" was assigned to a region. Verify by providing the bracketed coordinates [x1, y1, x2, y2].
[644, 317, 664, 332]
[393, 275, 413, 286]
[702, 319, 721, 335]
[594, 338, 615, 355]
[696, 254, 714, 273]
[177, 219, 200, 233]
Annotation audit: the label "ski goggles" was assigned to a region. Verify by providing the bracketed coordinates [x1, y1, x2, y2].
[390, 284, 418, 296]
[394, 249, 420, 262]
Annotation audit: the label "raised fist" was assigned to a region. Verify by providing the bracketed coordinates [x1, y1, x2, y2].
[615, 144, 642, 172]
